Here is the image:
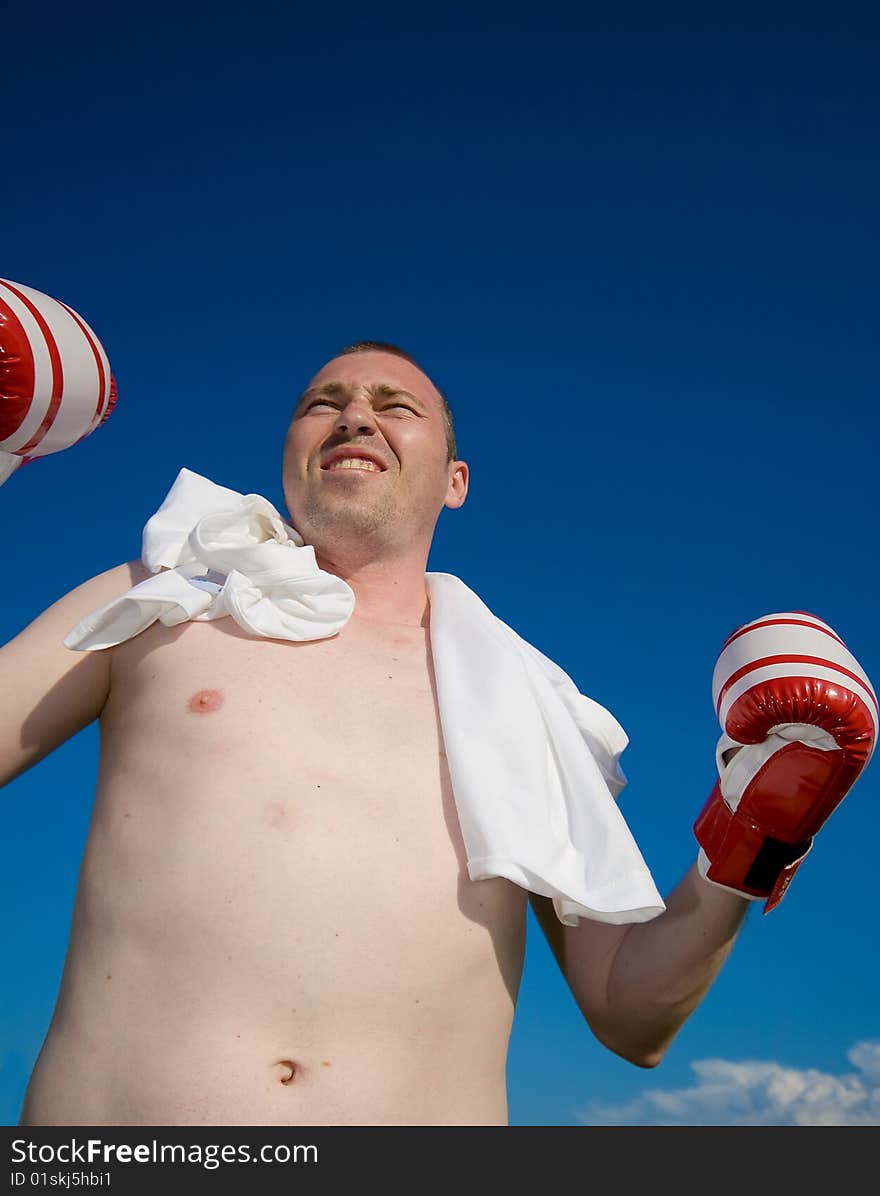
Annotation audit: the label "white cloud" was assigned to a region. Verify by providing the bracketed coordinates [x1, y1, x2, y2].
[575, 1040, 880, 1126]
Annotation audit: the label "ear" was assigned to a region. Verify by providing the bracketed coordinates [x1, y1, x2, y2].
[444, 460, 469, 509]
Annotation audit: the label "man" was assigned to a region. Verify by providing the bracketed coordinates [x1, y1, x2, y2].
[1, 343, 868, 1126]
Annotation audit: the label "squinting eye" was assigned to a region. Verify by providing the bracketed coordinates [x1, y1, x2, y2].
[301, 399, 414, 414]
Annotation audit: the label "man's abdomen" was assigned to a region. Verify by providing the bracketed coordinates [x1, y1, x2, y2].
[20, 1013, 513, 1126]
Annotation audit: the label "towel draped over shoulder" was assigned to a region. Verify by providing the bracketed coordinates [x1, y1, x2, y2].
[64, 467, 665, 927]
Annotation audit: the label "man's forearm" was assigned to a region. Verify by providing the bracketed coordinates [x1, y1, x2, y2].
[601, 862, 750, 1066]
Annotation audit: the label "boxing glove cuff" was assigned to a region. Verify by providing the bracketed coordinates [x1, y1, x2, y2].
[695, 782, 814, 912]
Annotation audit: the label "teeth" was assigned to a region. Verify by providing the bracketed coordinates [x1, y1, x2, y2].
[328, 458, 380, 471]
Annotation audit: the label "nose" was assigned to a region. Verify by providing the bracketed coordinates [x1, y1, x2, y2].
[334, 395, 377, 436]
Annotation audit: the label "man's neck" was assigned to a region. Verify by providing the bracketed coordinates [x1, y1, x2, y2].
[313, 551, 430, 628]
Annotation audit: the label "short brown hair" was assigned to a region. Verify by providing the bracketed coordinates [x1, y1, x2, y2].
[334, 340, 457, 461]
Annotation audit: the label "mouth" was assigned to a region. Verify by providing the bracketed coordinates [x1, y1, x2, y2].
[320, 451, 387, 473]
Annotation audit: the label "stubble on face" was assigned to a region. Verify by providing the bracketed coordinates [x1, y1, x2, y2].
[294, 466, 399, 547]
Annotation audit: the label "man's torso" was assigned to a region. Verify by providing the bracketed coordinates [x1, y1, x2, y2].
[20, 609, 528, 1126]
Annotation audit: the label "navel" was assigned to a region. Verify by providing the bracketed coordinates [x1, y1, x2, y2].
[187, 688, 224, 714]
[276, 1059, 298, 1085]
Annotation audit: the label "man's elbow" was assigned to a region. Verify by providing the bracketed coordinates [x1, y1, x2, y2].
[588, 1016, 677, 1070]
[600, 1034, 669, 1070]
[616, 1043, 668, 1070]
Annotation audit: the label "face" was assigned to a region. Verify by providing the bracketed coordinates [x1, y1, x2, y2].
[282, 351, 468, 558]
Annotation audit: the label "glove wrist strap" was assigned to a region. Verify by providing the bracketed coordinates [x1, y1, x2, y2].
[694, 783, 814, 913]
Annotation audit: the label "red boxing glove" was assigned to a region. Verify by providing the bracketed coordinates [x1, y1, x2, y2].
[694, 611, 877, 912]
[0, 278, 117, 485]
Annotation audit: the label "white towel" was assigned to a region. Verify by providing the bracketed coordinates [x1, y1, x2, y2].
[64, 467, 665, 926]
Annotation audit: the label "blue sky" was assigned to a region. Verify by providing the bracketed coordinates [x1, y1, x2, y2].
[2, 3, 879, 1126]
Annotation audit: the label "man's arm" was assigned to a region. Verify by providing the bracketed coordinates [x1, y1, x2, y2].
[0, 559, 150, 789]
[531, 608, 874, 1067]
[529, 865, 749, 1068]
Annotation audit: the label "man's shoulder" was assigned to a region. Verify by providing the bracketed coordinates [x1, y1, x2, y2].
[31, 559, 153, 641]
[98, 558, 152, 587]
[67, 559, 152, 606]
[3, 560, 150, 650]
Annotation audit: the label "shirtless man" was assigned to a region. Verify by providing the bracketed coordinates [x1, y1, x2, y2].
[2, 342, 860, 1126]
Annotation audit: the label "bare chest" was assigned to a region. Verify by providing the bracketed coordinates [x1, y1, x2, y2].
[91, 616, 525, 944]
[100, 614, 454, 829]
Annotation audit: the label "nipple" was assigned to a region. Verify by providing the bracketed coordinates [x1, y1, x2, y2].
[187, 688, 224, 714]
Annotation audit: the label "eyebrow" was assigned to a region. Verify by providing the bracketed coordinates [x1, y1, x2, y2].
[295, 381, 427, 410]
